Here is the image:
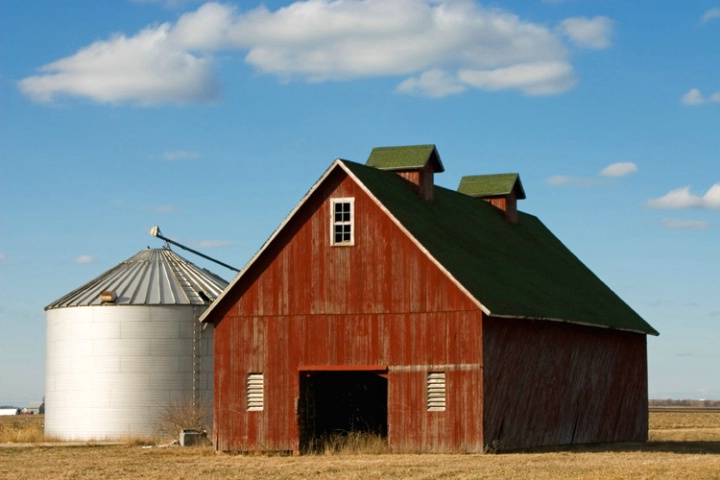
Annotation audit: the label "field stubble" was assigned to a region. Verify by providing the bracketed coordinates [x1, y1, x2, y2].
[1, 411, 719, 480]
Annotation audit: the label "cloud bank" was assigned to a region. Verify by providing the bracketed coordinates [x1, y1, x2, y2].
[557, 16, 613, 49]
[647, 183, 720, 209]
[682, 88, 720, 106]
[19, 0, 612, 104]
[547, 161, 637, 187]
[702, 8, 720, 23]
[600, 162, 638, 177]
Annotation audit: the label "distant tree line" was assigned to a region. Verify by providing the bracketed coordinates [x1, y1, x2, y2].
[650, 399, 720, 408]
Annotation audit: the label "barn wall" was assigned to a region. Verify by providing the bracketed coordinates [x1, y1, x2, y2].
[213, 169, 484, 452]
[482, 317, 648, 451]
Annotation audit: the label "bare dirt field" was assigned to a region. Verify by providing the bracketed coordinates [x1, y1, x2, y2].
[1, 411, 719, 480]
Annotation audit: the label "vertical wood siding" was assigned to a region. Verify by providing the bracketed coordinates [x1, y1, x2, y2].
[213, 170, 484, 452]
[212, 167, 649, 453]
[395, 168, 434, 201]
[482, 316, 648, 450]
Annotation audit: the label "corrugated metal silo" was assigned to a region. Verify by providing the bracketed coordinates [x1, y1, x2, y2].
[44, 248, 228, 441]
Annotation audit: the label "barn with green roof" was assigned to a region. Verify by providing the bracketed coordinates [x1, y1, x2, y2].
[202, 144, 657, 453]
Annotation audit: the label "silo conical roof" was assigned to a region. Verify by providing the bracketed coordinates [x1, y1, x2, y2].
[45, 248, 229, 309]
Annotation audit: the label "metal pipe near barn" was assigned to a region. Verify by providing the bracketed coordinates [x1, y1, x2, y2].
[149, 225, 240, 273]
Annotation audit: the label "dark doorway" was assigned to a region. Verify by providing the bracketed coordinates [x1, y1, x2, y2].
[299, 371, 388, 452]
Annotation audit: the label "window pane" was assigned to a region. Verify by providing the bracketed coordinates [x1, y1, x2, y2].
[331, 199, 353, 246]
[334, 225, 344, 243]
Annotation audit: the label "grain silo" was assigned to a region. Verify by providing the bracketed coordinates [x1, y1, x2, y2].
[44, 247, 228, 441]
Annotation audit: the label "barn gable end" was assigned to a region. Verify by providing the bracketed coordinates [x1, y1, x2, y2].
[210, 163, 485, 452]
[204, 145, 656, 453]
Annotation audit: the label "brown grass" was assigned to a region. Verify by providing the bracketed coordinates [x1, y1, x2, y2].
[154, 397, 212, 443]
[650, 410, 720, 429]
[1, 411, 719, 480]
[649, 410, 720, 443]
[0, 415, 47, 443]
[307, 432, 390, 455]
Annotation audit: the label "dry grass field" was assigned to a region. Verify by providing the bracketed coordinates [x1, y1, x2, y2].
[1, 411, 719, 480]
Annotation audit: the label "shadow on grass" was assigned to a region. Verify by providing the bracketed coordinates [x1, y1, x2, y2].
[510, 440, 720, 455]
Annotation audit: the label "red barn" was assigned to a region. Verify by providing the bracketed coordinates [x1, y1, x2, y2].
[201, 145, 658, 453]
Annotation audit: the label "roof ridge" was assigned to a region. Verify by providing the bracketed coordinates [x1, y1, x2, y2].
[366, 144, 445, 173]
[341, 160, 656, 336]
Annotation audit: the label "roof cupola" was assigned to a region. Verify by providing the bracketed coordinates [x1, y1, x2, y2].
[366, 144, 444, 200]
[458, 173, 526, 224]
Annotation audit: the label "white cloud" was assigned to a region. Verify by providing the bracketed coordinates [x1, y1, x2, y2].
[162, 150, 201, 160]
[20, 24, 219, 105]
[647, 186, 701, 209]
[20, 0, 596, 103]
[558, 16, 613, 49]
[702, 8, 720, 23]
[706, 183, 720, 208]
[647, 183, 720, 209]
[75, 255, 97, 264]
[396, 69, 466, 98]
[682, 88, 720, 106]
[661, 218, 710, 230]
[682, 88, 705, 105]
[548, 161, 638, 187]
[600, 162, 638, 177]
[458, 61, 576, 96]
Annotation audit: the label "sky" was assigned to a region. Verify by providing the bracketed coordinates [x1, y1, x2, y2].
[1, 0, 718, 406]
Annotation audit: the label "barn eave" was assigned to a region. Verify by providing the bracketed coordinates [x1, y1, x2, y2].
[487, 312, 659, 336]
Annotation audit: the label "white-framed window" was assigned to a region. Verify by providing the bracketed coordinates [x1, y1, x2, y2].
[247, 373, 264, 411]
[330, 198, 354, 246]
[427, 371, 446, 411]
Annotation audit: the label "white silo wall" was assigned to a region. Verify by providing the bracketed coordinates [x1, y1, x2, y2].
[45, 305, 213, 441]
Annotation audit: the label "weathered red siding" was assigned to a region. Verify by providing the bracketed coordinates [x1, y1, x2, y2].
[212, 165, 649, 454]
[213, 169, 484, 452]
[482, 316, 648, 450]
[396, 167, 434, 201]
[482, 194, 518, 224]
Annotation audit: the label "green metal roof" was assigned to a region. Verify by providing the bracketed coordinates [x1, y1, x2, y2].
[343, 160, 657, 336]
[458, 173, 526, 199]
[366, 144, 445, 172]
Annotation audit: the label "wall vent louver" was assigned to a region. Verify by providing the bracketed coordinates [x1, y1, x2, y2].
[247, 373, 264, 411]
[427, 372, 446, 411]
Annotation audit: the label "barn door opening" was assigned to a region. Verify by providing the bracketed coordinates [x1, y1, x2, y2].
[299, 370, 387, 453]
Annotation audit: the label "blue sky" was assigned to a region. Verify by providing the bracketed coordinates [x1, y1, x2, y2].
[1, 0, 718, 406]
